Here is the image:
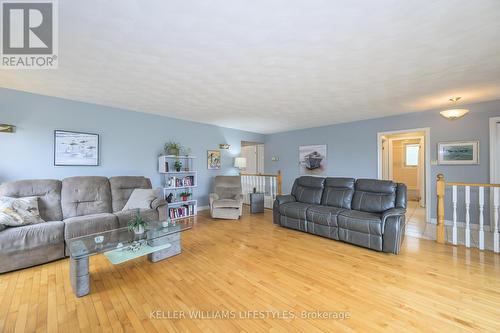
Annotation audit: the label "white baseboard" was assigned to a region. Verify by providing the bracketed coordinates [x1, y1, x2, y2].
[420, 220, 498, 251]
[197, 205, 209, 212]
[429, 218, 492, 232]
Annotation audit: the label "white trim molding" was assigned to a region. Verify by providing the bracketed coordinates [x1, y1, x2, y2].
[377, 127, 431, 222]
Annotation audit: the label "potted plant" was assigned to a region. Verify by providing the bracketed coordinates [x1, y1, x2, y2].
[165, 142, 182, 156]
[179, 192, 191, 201]
[174, 160, 183, 172]
[128, 209, 147, 235]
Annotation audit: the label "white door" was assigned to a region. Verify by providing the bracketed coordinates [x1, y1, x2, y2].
[496, 122, 500, 180]
[382, 139, 390, 180]
[418, 137, 426, 207]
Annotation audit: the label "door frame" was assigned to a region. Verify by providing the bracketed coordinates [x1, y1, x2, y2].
[489, 117, 500, 183]
[377, 127, 431, 222]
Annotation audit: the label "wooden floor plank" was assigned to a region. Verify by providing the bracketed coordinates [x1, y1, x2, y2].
[1, 207, 499, 332]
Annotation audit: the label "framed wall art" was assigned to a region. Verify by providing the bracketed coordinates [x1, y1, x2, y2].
[54, 130, 100, 166]
[437, 141, 479, 165]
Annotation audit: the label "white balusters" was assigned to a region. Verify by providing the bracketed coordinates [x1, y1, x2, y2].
[478, 186, 485, 250]
[465, 186, 471, 248]
[495, 188, 499, 253]
[241, 174, 280, 209]
[439, 179, 500, 253]
[452, 186, 458, 245]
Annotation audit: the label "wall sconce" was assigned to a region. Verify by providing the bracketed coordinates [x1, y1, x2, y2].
[439, 97, 469, 120]
[0, 124, 15, 133]
[219, 143, 231, 149]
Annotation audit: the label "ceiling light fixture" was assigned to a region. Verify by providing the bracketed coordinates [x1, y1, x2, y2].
[0, 124, 15, 133]
[439, 97, 469, 120]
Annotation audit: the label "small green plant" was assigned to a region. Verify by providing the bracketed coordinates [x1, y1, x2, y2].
[128, 209, 147, 233]
[165, 141, 182, 156]
[174, 160, 183, 171]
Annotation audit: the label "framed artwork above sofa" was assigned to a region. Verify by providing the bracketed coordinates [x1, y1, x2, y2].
[54, 130, 100, 166]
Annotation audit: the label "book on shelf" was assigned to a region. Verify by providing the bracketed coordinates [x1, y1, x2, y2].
[168, 204, 195, 219]
[166, 175, 195, 188]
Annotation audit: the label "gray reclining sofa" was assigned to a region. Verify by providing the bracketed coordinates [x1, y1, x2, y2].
[0, 176, 167, 273]
[273, 176, 407, 254]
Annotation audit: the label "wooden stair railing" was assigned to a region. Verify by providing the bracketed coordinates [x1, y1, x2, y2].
[240, 170, 282, 209]
[436, 174, 500, 252]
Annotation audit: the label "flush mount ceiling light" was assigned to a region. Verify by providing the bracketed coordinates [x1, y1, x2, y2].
[0, 124, 15, 133]
[439, 97, 470, 120]
[219, 143, 231, 149]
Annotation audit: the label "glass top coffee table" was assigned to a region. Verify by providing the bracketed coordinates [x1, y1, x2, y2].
[66, 220, 193, 297]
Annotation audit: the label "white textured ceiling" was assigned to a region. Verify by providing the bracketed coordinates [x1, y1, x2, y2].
[2, 0, 500, 134]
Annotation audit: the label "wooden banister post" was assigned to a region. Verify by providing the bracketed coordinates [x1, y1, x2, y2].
[436, 174, 446, 244]
[277, 170, 282, 195]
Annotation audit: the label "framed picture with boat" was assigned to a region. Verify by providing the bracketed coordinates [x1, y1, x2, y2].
[437, 141, 479, 165]
[299, 144, 327, 175]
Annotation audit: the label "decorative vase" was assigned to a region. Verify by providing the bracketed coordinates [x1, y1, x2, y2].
[176, 166, 181, 172]
[134, 225, 145, 235]
[182, 196, 188, 201]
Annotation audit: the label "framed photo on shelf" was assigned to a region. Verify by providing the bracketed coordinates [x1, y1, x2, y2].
[437, 141, 479, 165]
[207, 150, 221, 169]
[54, 130, 100, 166]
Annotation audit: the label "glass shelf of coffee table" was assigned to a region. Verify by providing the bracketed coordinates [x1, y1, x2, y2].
[65, 219, 193, 297]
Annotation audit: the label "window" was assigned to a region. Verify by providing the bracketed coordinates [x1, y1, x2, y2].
[405, 144, 419, 167]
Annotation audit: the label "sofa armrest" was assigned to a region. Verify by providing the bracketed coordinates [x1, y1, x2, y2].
[151, 198, 168, 210]
[234, 193, 244, 204]
[382, 208, 406, 254]
[381, 208, 406, 223]
[275, 194, 296, 205]
[209, 193, 219, 206]
[273, 194, 296, 225]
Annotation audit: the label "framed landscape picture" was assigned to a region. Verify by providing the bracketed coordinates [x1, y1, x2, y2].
[207, 150, 221, 169]
[54, 130, 100, 166]
[437, 141, 479, 165]
[299, 144, 327, 175]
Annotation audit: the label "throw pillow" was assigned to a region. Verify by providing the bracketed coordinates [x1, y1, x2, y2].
[122, 189, 157, 211]
[0, 196, 45, 227]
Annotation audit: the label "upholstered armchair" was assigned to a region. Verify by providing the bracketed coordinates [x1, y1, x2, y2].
[209, 176, 243, 219]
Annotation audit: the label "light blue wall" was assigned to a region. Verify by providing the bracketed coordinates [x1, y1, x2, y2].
[0, 88, 264, 206]
[264, 99, 500, 223]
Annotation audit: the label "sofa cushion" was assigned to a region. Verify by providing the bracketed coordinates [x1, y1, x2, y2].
[321, 177, 355, 209]
[214, 176, 242, 199]
[0, 196, 45, 226]
[109, 176, 152, 212]
[212, 199, 241, 209]
[114, 208, 158, 228]
[61, 176, 112, 219]
[64, 213, 118, 239]
[0, 221, 64, 252]
[0, 179, 62, 221]
[306, 205, 345, 227]
[122, 189, 156, 211]
[338, 210, 383, 236]
[279, 202, 312, 220]
[351, 179, 396, 213]
[291, 176, 324, 204]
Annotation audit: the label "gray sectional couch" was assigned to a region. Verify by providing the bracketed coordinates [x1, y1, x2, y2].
[273, 176, 407, 254]
[0, 176, 167, 273]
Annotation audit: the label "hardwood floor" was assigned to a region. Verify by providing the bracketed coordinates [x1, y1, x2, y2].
[1, 207, 500, 333]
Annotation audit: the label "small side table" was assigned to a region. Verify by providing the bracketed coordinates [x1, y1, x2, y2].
[250, 192, 264, 213]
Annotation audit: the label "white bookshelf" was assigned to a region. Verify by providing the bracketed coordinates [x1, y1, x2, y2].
[158, 155, 197, 220]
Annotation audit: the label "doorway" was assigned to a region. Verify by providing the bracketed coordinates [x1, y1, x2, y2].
[377, 128, 430, 238]
[241, 141, 264, 174]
